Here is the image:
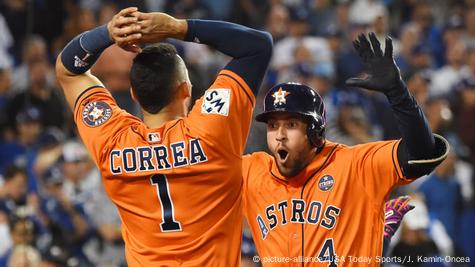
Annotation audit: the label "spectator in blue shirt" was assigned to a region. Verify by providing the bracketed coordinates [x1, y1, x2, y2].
[39, 166, 94, 266]
[0, 107, 42, 174]
[0, 165, 28, 216]
[418, 151, 464, 250]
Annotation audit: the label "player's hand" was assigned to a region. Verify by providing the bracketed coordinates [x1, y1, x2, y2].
[384, 195, 415, 240]
[107, 7, 143, 53]
[346, 32, 404, 95]
[134, 12, 188, 43]
[0, 211, 7, 223]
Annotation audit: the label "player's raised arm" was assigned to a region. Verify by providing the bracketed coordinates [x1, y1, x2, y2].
[345, 33, 449, 178]
[56, 7, 143, 109]
[136, 12, 273, 95]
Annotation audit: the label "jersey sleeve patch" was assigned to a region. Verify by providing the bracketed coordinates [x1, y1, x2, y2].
[201, 88, 231, 116]
[81, 100, 113, 127]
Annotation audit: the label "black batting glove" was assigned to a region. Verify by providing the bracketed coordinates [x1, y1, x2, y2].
[345, 32, 406, 97]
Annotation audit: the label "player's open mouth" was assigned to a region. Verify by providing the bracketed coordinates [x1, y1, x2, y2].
[277, 149, 288, 161]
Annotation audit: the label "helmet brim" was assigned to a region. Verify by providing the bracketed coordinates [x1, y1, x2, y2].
[255, 111, 273, 123]
[255, 110, 315, 123]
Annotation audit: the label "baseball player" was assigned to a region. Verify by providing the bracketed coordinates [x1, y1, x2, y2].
[242, 33, 449, 266]
[55, 8, 272, 266]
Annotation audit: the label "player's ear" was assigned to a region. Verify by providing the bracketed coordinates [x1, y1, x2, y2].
[130, 87, 138, 102]
[177, 81, 191, 98]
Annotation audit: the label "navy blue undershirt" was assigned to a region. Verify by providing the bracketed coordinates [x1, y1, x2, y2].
[185, 19, 273, 96]
[388, 82, 438, 178]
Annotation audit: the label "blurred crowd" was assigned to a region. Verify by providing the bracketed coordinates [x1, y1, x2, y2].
[0, 0, 474, 266]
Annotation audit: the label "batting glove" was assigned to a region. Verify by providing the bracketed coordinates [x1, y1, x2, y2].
[384, 195, 415, 240]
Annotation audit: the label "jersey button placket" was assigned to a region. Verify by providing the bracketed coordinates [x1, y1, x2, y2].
[289, 230, 300, 267]
[289, 188, 301, 267]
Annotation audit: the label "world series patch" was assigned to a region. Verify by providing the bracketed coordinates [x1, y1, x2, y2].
[318, 175, 335, 191]
[201, 88, 230, 116]
[82, 101, 112, 127]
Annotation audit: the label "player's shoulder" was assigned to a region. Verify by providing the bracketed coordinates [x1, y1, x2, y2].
[243, 151, 272, 164]
[320, 140, 346, 155]
[214, 69, 248, 88]
[331, 140, 401, 163]
[338, 140, 399, 152]
[211, 69, 255, 106]
[242, 152, 274, 190]
[242, 152, 272, 174]
[74, 86, 111, 111]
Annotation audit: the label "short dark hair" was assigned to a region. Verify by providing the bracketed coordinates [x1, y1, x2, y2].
[130, 43, 182, 114]
[3, 165, 27, 182]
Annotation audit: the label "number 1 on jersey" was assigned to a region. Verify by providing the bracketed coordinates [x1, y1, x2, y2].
[151, 174, 182, 232]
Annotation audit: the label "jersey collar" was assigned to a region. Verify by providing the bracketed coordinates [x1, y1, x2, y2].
[131, 122, 168, 144]
[269, 141, 339, 187]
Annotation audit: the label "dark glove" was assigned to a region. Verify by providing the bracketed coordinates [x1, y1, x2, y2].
[345, 32, 405, 96]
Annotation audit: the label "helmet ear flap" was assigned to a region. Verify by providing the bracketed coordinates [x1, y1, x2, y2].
[307, 120, 325, 148]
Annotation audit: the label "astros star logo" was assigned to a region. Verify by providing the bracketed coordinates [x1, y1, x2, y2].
[89, 106, 104, 121]
[82, 101, 112, 127]
[272, 87, 290, 106]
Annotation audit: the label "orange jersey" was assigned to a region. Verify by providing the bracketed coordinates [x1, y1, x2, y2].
[73, 70, 254, 266]
[242, 141, 411, 267]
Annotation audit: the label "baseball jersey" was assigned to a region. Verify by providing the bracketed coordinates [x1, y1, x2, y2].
[242, 141, 411, 267]
[73, 70, 255, 266]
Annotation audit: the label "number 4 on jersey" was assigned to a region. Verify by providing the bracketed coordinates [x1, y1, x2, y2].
[318, 238, 338, 267]
[151, 174, 182, 232]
